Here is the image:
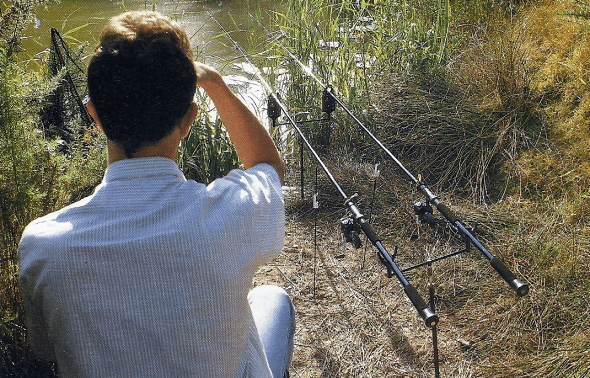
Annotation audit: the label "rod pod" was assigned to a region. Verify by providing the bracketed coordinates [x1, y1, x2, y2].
[253, 15, 528, 297]
[210, 14, 438, 328]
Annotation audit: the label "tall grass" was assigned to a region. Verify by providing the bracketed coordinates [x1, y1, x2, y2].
[267, 0, 545, 201]
[177, 92, 240, 184]
[369, 19, 545, 201]
[266, 1, 464, 178]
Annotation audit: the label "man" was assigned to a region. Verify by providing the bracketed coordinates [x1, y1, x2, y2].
[19, 11, 294, 378]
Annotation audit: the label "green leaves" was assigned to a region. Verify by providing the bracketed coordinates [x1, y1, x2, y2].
[1, 4, 105, 374]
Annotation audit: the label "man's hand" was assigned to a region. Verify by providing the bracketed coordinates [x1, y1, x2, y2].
[194, 62, 224, 93]
[193, 61, 285, 183]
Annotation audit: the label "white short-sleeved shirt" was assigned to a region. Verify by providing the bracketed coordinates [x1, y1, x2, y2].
[18, 157, 285, 377]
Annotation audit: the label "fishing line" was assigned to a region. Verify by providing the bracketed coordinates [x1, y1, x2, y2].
[362, 162, 380, 270]
[209, 13, 438, 328]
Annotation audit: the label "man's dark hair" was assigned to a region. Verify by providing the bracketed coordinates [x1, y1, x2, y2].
[87, 11, 197, 158]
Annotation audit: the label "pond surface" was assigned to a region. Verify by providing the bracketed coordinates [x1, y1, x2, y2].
[24, 0, 284, 71]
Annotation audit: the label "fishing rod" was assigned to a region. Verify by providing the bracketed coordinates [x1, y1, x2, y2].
[209, 14, 438, 328]
[252, 15, 529, 298]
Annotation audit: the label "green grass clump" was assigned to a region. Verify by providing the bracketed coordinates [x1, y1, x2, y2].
[178, 100, 240, 185]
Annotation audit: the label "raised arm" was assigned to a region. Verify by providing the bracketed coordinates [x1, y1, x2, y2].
[194, 62, 285, 183]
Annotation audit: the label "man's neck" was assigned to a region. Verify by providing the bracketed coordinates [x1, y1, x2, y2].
[106, 130, 182, 165]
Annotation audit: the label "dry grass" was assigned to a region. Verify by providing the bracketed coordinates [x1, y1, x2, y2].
[366, 7, 549, 202]
[256, 156, 589, 377]
[515, 0, 590, 205]
[252, 160, 530, 377]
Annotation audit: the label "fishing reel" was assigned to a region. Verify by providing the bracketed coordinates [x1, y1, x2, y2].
[340, 216, 362, 249]
[414, 201, 437, 227]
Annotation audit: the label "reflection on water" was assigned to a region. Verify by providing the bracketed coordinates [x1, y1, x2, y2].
[25, 0, 283, 71]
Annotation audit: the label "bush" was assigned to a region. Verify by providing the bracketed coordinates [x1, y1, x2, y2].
[1, 1, 105, 375]
[368, 18, 545, 202]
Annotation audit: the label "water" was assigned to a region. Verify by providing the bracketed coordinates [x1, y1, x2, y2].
[23, 0, 286, 125]
[24, 0, 284, 70]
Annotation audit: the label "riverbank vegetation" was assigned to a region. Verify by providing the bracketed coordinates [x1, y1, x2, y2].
[1, 1, 106, 375]
[261, 0, 590, 376]
[1, 0, 589, 376]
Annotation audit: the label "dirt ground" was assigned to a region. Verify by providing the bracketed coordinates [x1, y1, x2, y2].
[253, 172, 493, 378]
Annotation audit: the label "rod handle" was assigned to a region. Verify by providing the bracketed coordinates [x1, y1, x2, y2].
[490, 257, 529, 297]
[404, 284, 439, 328]
[434, 202, 460, 223]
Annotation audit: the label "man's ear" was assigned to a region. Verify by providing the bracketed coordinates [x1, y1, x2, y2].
[86, 101, 104, 132]
[179, 102, 198, 138]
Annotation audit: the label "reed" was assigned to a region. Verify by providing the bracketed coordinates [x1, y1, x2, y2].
[266, 0, 458, 164]
[177, 97, 240, 184]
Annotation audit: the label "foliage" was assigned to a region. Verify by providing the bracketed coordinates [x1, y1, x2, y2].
[265, 1, 590, 377]
[560, 0, 590, 25]
[2, 0, 590, 377]
[178, 90, 240, 184]
[1, 1, 105, 376]
[267, 0, 542, 200]
[266, 0, 465, 188]
[372, 16, 545, 201]
[515, 0, 590, 207]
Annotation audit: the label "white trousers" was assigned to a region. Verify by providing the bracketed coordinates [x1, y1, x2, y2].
[248, 285, 296, 378]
